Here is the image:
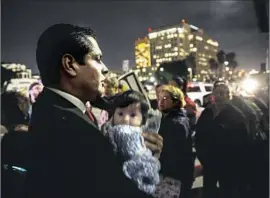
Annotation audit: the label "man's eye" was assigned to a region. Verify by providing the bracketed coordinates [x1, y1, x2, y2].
[118, 112, 123, 116]
[95, 56, 102, 62]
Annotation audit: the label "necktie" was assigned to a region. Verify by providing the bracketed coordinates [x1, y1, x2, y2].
[85, 106, 95, 122]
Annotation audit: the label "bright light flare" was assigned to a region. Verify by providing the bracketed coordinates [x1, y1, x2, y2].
[241, 79, 257, 92]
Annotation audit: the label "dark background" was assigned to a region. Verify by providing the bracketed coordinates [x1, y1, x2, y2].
[1, 1, 268, 74]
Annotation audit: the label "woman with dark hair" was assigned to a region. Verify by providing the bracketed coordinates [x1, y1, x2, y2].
[1, 91, 30, 198]
[1, 91, 30, 131]
[195, 82, 250, 198]
[155, 85, 193, 198]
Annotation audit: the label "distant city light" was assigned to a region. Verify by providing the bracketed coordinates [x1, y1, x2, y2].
[249, 69, 259, 74]
[150, 76, 155, 82]
[190, 25, 199, 30]
[224, 61, 229, 66]
[225, 66, 229, 71]
[160, 67, 164, 72]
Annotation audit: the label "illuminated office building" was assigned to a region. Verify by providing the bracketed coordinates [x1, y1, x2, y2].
[134, 37, 152, 81]
[135, 37, 151, 69]
[147, 20, 219, 76]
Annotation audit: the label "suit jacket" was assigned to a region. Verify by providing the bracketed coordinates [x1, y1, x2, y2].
[25, 88, 152, 198]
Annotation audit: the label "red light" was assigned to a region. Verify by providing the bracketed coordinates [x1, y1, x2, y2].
[187, 82, 193, 87]
[148, 28, 152, 32]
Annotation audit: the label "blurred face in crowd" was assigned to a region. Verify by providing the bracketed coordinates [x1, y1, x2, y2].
[155, 85, 162, 99]
[113, 103, 143, 127]
[29, 83, 44, 104]
[104, 78, 118, 97]
[158, 91, 175, 111]
[212, 85, 230, 104]
[62, 37, 108, 102]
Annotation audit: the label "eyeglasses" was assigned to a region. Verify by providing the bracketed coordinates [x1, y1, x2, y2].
[158, 96, 171, 101]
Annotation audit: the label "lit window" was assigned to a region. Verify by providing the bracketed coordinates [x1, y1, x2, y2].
[204, 46, 209, 50]
[178, 28, 183, 33]
[179, 34, 184, 38]
[196, 36, 203, 41]
[191, 47, 197, 52]
[149, 32, 157, 39]
[189, 44, 194, 48]
[188, 35, 193, 40]
[174, 47, 178, 51]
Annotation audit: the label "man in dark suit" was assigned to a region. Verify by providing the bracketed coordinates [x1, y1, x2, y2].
[25, 24, 162, 198]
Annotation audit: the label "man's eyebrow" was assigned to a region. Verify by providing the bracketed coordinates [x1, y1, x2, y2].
[87, 51, 103, 57]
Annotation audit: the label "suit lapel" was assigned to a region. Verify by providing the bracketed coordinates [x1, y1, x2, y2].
[40, 88, 100, 130]
[68, 107, 99, 130]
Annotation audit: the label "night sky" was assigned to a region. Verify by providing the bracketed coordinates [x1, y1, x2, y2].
[2, 1, 268, 74]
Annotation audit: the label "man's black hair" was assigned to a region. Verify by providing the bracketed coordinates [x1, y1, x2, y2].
[113, 90, 150, 125]
[36, 23, 96, 86]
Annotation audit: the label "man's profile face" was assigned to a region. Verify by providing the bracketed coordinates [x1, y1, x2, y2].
[77, 36, 108, 102]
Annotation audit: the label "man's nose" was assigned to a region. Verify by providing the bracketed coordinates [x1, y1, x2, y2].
[101, 61, 109, 76]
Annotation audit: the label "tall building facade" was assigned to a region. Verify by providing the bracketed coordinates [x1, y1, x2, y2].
[135, 37, 151, 69]
[135, 20, 219, 80]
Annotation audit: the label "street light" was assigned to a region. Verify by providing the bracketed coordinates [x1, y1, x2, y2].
[224, 61, 229, 66]
[225, 67, 229, 71]
[160, 67, 164, 72]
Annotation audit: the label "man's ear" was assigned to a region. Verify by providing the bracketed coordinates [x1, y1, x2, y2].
[61, 54, 79, 77]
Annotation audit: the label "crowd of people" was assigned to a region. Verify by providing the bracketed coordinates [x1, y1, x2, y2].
[1, 23, 269, 198]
